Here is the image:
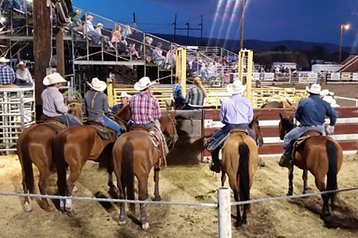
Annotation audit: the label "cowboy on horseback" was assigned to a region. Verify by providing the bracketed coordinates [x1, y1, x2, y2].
[85, 77, 123, 138]
[129, 77, 168, 156]
[207, 80, 256, 173]
[278, 83, 337, 168]
[41, 73, 82, 126]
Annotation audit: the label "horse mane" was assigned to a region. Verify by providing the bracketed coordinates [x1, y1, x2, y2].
[115, 104, 131, 122]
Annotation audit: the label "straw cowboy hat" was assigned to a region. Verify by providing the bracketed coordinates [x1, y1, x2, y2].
[0, 57, 10, 63]
[134, 77, 156, 91]
[119, 92, 131, 98]
[226, 80, 246, 95]
[306, 83, 321, 95]
[87, 77, 107, 92]
[43, 72, 67, 86]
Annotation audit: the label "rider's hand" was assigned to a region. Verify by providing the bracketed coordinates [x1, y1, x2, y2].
[326, 125, 335, 135]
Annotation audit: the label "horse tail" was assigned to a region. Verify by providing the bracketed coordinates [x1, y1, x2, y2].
[238, 142, 250, 209]
[326, 139, 337, 203]
[18, 137, 35, 194]
[122, 142, 135, 213]
[54, 135, 67, 197]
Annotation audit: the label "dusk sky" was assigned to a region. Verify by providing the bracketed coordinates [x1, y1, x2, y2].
[73, 0, 358, 50]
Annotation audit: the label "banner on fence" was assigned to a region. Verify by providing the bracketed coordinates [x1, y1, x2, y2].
[341, 72, 352, 81]
[263, 73, 275, 81]
[330, 72, 340, 81]
[353, 73, 358, 81]
[298, 72, 317, 83]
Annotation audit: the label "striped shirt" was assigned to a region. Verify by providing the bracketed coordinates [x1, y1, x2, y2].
[0, 64, 16, 85]
[41, 87, 68, 117]
[129, 91, 161, 124]
[186, 86, 204, 108]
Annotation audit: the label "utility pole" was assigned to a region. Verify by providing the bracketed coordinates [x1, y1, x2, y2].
[199, 14, 203, 45]
[240, 0, 246, 49]
[172, 14, 177, 42]
[185, 22, 190, 44]
[173, 15, 203, 45]
[33, 0, 51, 120]
[132, 13, 137, 29]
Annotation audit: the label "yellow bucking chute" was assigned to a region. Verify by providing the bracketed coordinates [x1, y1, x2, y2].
[238, 49, 253, 102]
[175, 47, 187, 96]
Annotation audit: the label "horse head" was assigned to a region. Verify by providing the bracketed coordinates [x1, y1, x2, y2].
[278, 113, 296, 140]
[112, 105, 131, 131]
[67, 102, 84, 122]
[159, 112, 178, 150]
[249, 115, 264, 147]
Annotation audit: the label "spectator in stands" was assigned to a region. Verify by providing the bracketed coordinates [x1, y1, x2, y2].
[144, 36, 154, 63]
[85, 77, 122, 138]
[129, 43, 141, 59]
[84, 15, 102, 45]
[111, 91, 131, 114]
[0, 57, 16, 85]
[152, 42, 165, 67]
[15, 61, 33, 85]
[41, 73, 82, 126]
[111, 25, 126, 53]
[165, 45, 176, 69]
[122, 25, 132, 47]
[278, 84, 337, 168]
[172, 76, 186, 109]
[183, 76, 207, 109]
[200, 63, 209, 81]
[70, 9, 83, 32]
[96, 23, 115, 49]
[191, 59, 200, 76]
[95, 23, 104, 35]
[206, 80, 254, 173]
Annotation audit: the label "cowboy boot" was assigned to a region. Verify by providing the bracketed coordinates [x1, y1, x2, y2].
[278, 154, 291, 168]
[209, 149, 221, 173]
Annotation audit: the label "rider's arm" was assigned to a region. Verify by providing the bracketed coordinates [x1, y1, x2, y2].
[325, 103, 337, 126]
[54, 93, 68, 114]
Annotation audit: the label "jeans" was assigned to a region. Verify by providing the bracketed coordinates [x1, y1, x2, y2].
[209, 123, 255, 163]
[57, 114, 82, 126]
[88, 115, 122, 138]
[283, 125, 325, 157]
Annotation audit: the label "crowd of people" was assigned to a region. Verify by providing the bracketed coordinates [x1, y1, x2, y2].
[0, 56, 33, 87]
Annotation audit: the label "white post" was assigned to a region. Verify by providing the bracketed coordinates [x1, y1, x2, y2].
[217, 187, 232, 238]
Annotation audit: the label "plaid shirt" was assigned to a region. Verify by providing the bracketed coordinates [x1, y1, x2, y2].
[129, 91, 161, 124]
[186, 86, 204, 108]
[0, 64, 16, 85]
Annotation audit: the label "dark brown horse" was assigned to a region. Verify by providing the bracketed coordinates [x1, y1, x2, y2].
[261, 99, 297, 109]
[54, 105, 131, 213]
[16, 102, 83, 212]
[279, 113, 343, 218]
[219, 117, 263, 227]
[112, 112, 178, 230]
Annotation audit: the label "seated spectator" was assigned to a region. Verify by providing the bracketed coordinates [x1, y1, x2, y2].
[15, 61, 33, 85]
[111, 92, 131, 114]
[172, 76, 185, 109]
[144, 36, 154, 63]
[111, 25, 127, 53]
[84, 15, 109, 46]
[200, 63, 209, 81]
[165, 45, 176, 69]
[183, 76, 207, 109]
[122, 25, 132, 47]
[129, 43, 141, 59]
[0, 57, 16, 85]
[96, 23, 115, 49]
[70, 9, 83, 32]
[152, 42, 165, 67]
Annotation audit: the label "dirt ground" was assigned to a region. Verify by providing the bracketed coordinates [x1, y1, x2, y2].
[0, 152, 357, 238]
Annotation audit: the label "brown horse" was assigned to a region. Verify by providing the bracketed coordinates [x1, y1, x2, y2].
[112, 112, 178, 230]
[278, 113, 343, 218]
[54, 105, 131, 213]
[219, 117, 263, 227]
[16, 102, 83, 212]
[261, 99, 297, 109]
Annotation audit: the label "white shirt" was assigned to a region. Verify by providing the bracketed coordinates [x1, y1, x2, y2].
[16, 67, 33, 84]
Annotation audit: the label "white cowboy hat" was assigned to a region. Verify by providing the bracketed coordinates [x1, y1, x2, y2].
[87, 77, 107, 92]
[0, 57, 10, 63]
[119, 92, 131, 98]
[43, 72, 67, 86]
[320, 89, 334, 97]
[306, 83, 321, 95]
[226, 80, 246, 95]
[134, 77, 156, 91]
[97, 23, 103, 27]
[17, 61, 25, 66]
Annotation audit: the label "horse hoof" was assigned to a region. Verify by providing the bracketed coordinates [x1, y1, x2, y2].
[65, 209, 77, 217]
[72, 185, 78, 193]
[23, 203, 32, 212]
[40, 203, 54, 212]
[118, 220, 126, 226]
[153, 196, 161, 202]
[141, 222, 150, 230]
[286, 192, 293, 196]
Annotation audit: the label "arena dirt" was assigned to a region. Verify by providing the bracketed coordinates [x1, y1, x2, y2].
[0, 153, 357, 238]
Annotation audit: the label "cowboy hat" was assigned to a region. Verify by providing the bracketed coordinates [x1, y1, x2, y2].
[306, 83, 321, 95]
[97, 23, 103, 27]
[17, 61, 25, 66]
[320, 89, 334, 97]
[226, 80, 246, 95]
[43, 72, 67, 86]
[87, 77, 107, 92]
[119, 92, 131, 98]
[134, 77, 156, 91]
[0, 57, 10, 63]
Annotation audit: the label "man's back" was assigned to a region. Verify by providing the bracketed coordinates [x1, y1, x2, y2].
[0, 64, 15, 85]
[130, 91, 161, 124]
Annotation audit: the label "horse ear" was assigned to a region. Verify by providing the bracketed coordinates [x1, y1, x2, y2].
[254, 114, 259, 121]
[286, 99, 293, 106]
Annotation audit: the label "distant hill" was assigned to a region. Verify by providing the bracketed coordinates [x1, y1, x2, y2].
[153, 33, 353, 55]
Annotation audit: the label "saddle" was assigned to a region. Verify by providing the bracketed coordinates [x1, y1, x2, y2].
[207, 128, 249, 152]
[130, 125, 169, 167]
[42, 116, 67, 133]
[229, 128, 249, 135]
[292, 130, 322, 157]
[87, 121, 115, 141]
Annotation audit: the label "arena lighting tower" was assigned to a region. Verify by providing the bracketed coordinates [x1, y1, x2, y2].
[239, 0, 246, 49]
[339, 23, 350, 63]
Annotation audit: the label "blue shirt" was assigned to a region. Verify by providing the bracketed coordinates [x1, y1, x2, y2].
[296, 95, 337, 126]
[220, 94, 253, 125]
[0, 64, 16, 85]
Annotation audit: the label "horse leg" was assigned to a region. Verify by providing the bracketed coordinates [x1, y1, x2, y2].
[21, 173, 32, 212]
[234, 191, 242, 227]
[63, 163, 84, 215]
[287, 166, 294, 196]
[138, 177, 150, 230]
[221, 172, 226, 187]
[153, 167, 161, 201]
[117, 176, 127, 225]
[315, 177, 331, 218]
[38, 167, 53, 211]
[107, 165, 119, 198]
[302, 170, 309, 194]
